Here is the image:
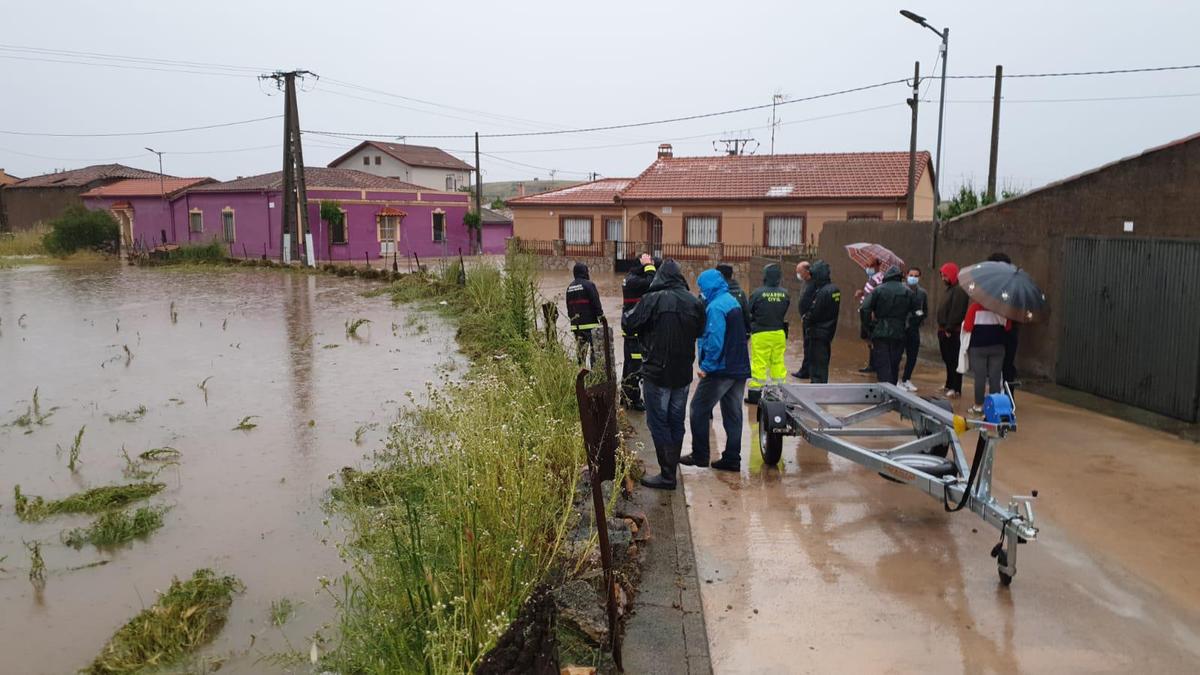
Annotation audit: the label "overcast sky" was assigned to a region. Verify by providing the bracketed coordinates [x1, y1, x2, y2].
[2, 0, 1198, 192]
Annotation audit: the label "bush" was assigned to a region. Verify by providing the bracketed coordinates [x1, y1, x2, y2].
[43, 206, 120, 255]
[162, 242, 227, 263]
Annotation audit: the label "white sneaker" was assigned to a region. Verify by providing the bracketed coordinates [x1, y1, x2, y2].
[944, 389, 959, 399]
[901, 381, 918, 392]
[968, 405, 983, 415]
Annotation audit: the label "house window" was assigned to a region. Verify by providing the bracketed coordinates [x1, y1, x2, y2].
[562, 216, 592, 245]
[432, 211, 446, 242]
[329, 209, 348, 245]
[765, 215, 804, 247]
[378, 215, 399, 243]
[847, 210, 883, 220]
[604, 217, 623, 241]
[221, 209, 235, 242]
[375, 156, 382, 165]
[445, 175, 455, 190]
[362, 156, 370, 166]
[188, 210, 203, 233]
[684, 215, 719, 246]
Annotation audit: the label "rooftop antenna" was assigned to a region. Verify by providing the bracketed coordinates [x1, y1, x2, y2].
[770, 92, 786, 154]
[715, 138, 756, 156]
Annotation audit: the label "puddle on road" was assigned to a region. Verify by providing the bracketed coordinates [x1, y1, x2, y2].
[0, 263, 461, 674]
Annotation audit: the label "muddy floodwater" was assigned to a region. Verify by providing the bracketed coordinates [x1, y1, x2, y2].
[0, 262, 460, 674]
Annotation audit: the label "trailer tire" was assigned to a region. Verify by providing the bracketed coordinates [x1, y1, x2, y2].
[758, 406, 784, 467]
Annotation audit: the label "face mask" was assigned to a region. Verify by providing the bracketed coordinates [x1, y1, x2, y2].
[796, 274, 804, 282]
[907, 276, 919, 286]
[865, 267, 876, 277]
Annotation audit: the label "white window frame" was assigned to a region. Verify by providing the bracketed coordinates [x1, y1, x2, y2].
[377, 214, 399, 255]
[188, 209, 203, 234]
[562, 216, 593, 245]
[432, 210, 447, 242]
[684, 215, 718, 247]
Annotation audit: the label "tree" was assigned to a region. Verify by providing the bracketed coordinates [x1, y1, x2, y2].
[490, 197, 506, 210]
[941, 182, 1023, 219]
[43, 205, 119, 254]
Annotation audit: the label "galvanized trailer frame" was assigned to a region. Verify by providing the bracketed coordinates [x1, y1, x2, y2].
[757, 382, 1039, 585]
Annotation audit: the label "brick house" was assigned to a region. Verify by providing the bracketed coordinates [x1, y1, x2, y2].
[327, 141, 475, 192]
[507, 145, 934, 253]
[1, 163, 162, 231]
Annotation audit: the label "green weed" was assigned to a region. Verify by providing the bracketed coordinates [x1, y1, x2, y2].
[344, 317, 372, 338]
[14, 482, 165, 522]
[140, 447, 182, 461]
[63, 506, 168, 549]
[233, 415, 259, 431]
[269, 597, 298, 627]
[106, 405, 147, 423]
[198, 376, 213, 404]
[0, 226, 48, 256]
[85, 568, 242, 675]
[27, 541, 46, 588]
[64, 425, 85, 472]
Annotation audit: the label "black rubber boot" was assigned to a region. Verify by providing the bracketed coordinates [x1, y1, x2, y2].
[679, 453, 709, 468]
[640, 472, 677, 490]
[711, 456, 740, 472]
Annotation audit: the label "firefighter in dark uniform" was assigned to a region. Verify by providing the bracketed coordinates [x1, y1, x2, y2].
[566, 262, 604, 367]
[620, 253, 656, 410]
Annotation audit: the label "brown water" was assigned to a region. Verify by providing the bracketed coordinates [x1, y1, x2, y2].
[0, 262, 460, 674]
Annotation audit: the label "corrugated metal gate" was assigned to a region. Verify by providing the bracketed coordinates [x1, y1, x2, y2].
[1057, 236, 1200, 421]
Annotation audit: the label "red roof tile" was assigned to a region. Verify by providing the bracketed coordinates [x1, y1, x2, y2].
[617, 151, 931, 202]
[81, 177, 214, 198]
[507, 178, 633, 207]
[328, 141, 474, 171]
[9, 163, 162, 189]
[188, 168, 431, 193]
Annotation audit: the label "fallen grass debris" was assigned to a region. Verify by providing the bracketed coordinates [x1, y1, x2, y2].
[14, 482, 166, 522]
[105, 405, 147, 423]
[232, 415, 259, 431]
[198, 376, 213, 404]
[27, 541, 46, 588]
[85, 568, 242, 675]
[63, 506, 168, 549]
[140, 447, 182, 461]
[344, 317, 371, 338]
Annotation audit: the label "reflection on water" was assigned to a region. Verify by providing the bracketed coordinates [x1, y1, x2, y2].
[0, 263, 460, 674]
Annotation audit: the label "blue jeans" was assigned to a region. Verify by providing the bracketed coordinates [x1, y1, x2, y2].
[689, 376, 746, 463]
[643, 379, 690, 476]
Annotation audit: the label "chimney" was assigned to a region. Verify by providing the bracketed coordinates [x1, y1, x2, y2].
[517, 182, 525, 197]
[657, 143, 674, 159]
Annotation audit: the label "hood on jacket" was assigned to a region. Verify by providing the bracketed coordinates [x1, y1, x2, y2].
[762, 263, 782, 286]
[716, 263, 735, 281]
[648, 259, 688, 292]
[940, 262, 959, 285]
[572, 262, 590, 280]
[810, 260, 832, 285]
[697, 268, 730, 302]
[882, 266, 903, 283]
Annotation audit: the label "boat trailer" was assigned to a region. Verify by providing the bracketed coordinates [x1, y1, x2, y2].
[757, 382, 1039, 585]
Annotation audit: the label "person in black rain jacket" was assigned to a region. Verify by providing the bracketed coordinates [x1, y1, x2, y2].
[802, 260, 841, 383]
[619, 253, 656, 410]
[565, 262, 604, 366]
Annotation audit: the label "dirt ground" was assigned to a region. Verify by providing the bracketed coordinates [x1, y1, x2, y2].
[543, 267, 1200, 674]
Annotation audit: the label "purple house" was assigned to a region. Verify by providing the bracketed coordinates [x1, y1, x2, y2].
[80, 177, 214, 249]
[84, 168, 472, 262]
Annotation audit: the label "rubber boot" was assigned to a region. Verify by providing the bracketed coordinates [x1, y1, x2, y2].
[711, 455, 740, 472]
[679, 452, 709, 468]
[641, 442, 677, 490]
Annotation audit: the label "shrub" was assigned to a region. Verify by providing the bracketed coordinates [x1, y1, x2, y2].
[162, 242, 227, 263]
[43, 205, 119, 255]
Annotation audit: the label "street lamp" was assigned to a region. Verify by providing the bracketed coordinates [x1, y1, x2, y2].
[145, 147, 165, 197]
[900, 9, 948, 213]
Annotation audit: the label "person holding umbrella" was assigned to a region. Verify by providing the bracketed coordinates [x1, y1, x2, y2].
[956, 261, 1048, 414]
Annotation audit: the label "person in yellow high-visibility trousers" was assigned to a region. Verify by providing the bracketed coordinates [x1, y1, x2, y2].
[746, 263, 791, 405]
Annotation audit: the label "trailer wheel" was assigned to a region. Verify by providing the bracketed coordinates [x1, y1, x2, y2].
[758, 406, 784, 467]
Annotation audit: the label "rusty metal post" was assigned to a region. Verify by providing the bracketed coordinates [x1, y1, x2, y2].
[573, 316, 622, 670]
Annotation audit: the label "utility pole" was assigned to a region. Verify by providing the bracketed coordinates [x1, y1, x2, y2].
[474, 131, 482, 254]
[906, 62, 920, 221]
[145, 147, 165, 198]
[935, 28, 949, 212]
[770, 93, 784, 154]
[261, 69, 316, 264]
[986, 65, 1003, 202]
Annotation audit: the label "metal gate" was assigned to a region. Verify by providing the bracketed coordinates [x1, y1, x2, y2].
[1057, 236, 1200, 421]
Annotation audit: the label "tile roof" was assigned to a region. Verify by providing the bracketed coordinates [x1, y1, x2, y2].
[188, 168, 430, 193]
[81, 177, 214, 198]
[507, 178, 633, 207]
[328, 141, 475, 171]
[8, 163, 162, 189]
[617, 151, 931, 202]
[0, 168, 21, 186]
[480, 207, 512, 225]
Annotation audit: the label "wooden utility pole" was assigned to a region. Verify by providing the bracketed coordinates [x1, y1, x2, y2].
[262, 69, 315, 263]
[986, 65, 1003, 202]
[474, 131, 482, 254]
[906, 61, 920, 221]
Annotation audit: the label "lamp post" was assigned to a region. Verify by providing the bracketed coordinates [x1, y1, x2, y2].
[899, 9, 948, 213]
[145, 147, 165, 197]
[145, 147, 171, 245]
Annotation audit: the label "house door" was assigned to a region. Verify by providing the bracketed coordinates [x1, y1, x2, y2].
[113, 209, 133, 251]
[649, 214, 663, 257]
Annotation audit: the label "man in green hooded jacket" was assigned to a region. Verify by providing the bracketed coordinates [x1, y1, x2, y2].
[860, 266, 920, 385]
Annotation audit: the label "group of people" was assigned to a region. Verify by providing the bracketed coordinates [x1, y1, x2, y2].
[566, 254, 842, 490]
[564, 249, 1018, 489]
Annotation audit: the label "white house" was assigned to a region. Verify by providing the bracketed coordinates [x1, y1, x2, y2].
[327, 141, 475, 192]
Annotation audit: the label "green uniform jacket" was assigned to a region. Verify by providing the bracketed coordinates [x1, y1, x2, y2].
[748, 264, 791, 334]
[860, 267, 919, 341]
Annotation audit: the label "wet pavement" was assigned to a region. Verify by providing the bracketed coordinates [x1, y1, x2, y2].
[0, 263, 460, 674]
[543, 267, 1200, 674]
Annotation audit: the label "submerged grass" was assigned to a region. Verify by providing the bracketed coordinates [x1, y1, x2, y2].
[326, 256, 614, 673]
[269, 597, 298, 627]
[85, 568, 242, 675]
[63, 506, 168, 549]
[14, 482, 165, 522]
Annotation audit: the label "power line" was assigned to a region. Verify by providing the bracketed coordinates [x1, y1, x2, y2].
[0, 44, 267, 74]
[0, 115, 282, 138]
[0, 54, 259, 78]
[929, 91, 1200, 103]
[302, 78, 910, 140]
[940, 64, 1200, 80]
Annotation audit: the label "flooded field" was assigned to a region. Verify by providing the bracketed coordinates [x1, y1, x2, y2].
[0, 262, 460, 674]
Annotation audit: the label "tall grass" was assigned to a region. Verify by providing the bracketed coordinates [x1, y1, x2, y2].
[328, 255, 596, 673]
[0, 227, 49, 256]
